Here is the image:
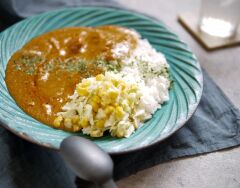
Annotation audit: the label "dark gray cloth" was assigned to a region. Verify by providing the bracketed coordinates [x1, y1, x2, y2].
[0, 1, 240, 188]
[0, 0, 118, 27]
[113, 69, 240, 180]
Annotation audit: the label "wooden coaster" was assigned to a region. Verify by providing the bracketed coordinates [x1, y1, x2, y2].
[178, 12, 240, 51]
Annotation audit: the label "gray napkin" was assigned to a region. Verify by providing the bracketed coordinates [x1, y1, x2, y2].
[0, 1, 240, 187]
[113, 69, 240, 180]
[0, 0, 118, 26]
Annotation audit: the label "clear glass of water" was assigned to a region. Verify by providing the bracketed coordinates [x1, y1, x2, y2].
[199, 0, 240, 38]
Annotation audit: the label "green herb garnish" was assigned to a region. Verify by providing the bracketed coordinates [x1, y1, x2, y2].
[95, 58, 121, 72]
[138, 60, 170, 79]
[13, 54, 44, 75]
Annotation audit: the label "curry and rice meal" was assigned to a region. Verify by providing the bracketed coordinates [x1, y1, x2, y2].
[5, 26, 171, 138]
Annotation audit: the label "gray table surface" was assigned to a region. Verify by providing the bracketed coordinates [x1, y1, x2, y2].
[116, 0, 240, 188]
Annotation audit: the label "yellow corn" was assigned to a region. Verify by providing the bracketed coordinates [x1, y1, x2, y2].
[95, 119, 105, 129]
[91, 101, 99, 112]
[56, 71, 142, 138]
[115, 106, 125, 119]
[79, 117, 89, 128]
[108, 90, 118, 100]
[71, 115, 80, 124]
[73, 125, 81, 132]
[105, 105, 114, 115]
[90, 130, 103, 137]
[64, 118, 72, 128]
[77, 87, 88, 96]
[81, 80, 91, 87]
[53, 116, 63, 127]
[112, 79, 119, 87]
[96, 74, 104, 81]
[92, 95, 101, 103]
[101, 98, 111, 107]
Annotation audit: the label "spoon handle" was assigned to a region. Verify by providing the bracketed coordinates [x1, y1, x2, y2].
[60, 136, 117, 188]
[100, 179, 117, 188]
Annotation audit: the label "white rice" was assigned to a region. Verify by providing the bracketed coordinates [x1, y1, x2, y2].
[112, 35, 170, 121]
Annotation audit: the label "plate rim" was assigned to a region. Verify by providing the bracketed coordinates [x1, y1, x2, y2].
[0, 5, 203, 154]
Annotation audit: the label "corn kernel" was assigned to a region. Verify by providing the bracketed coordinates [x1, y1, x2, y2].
[53, 116, 63, 127]
[92, 95, 101, 103]
[95, 119, 105, 129]
[79, 117, 89, 128]
[71, 115, 80, 124]
[105, 105, 114, 115]
[96, 74, 104, 81]
[64, 118, 72, 128]
[91, 101, 99, 112]
[115, 106, 125, 119]
[108, 90, 118, 100]
[81, 80, 91, 87]
[101, 98, 111, 106]
[73, 125, 81, 132]
[112, 103, 118, 107]
[90, 130, 103, 137]
[77, 87, 88, 96]
[112, 79, 119, 87]
[56, 71, 143, 138]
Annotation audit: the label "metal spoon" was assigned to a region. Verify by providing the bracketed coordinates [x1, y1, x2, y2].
[60, 136, 117, 188]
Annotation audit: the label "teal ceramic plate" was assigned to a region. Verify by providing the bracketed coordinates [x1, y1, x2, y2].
[0, 6, 203, 154]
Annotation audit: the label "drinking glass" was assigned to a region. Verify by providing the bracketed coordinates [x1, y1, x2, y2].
[199, 0, 240, 38]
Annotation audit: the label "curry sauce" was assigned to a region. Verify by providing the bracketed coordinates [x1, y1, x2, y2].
[5, 26, 137, 130]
